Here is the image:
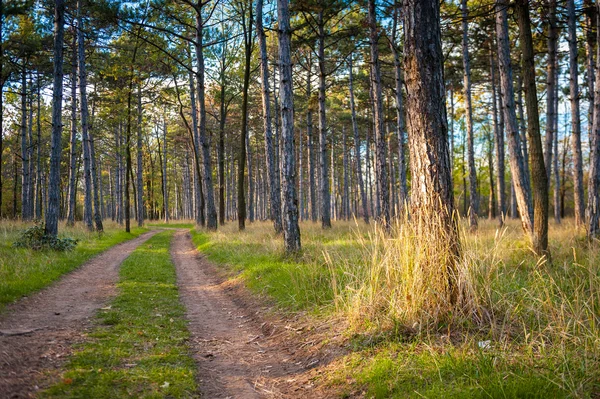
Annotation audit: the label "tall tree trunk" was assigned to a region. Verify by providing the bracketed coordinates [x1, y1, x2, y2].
[317, 11, 331, 229]
[404, 0, 460, 302]
[66, 36, 78, 227]
[490, 44, 505, 225]
[188, 69, 204, 226]
[545, 0, 557, 184]
[237, 1, 253, 231]
[306, 54, 318, 223]
[195, 2, 217, 230]
[587, 3, 600, 237]
[390, 5, 407, 214]
[348, 55, 369, 223]
[246, 125, 254, 222]
[553, 15, 561, 224]
[496, 0, 534, 235]
[78, 1, 93, 231]
[585, 0, 596, 150]
[369, 0, 389, 229]
[461, 0, 478, 231]
[278, 0, 301, 252]
[136, 86, 143, 227]
[343, 125, 350, 220]
[35, 75, 42, 219]
[218, 55, 226, 226]
[21, 66, 30, 220]
[45, 0, 65, 236]
[567, 0, 586, 226]
[160, 121, 169, 222]
[516, 0, 549, 254]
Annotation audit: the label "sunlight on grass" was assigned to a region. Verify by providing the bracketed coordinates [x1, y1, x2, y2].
[193, 217, 600, 398]
[0, 220, 147, 311]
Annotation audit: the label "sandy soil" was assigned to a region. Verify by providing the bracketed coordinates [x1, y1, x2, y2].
[0, 230, 158, 399]
[170, 230, 342, 399]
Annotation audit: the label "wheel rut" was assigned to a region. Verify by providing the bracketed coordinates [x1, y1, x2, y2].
[170, 230, 324, 399]
[0, 230, 158, 398]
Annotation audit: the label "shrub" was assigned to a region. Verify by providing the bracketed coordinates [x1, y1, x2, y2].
[12, 223, 78, 251]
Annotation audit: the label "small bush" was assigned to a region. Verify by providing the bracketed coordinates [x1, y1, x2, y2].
[12, 224, 78, 251]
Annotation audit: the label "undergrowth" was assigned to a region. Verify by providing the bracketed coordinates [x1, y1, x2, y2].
[193, 218, 600, 398]
[0, 220, 146, 311]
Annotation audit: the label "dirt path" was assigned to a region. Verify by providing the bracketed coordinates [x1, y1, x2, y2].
[171, 230, 333, 398]
[0, 230, 158, 398]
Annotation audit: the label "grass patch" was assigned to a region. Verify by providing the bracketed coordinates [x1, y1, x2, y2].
[42, 231, 198, 399]
[191, 221, 364, 312]
[0, 220, 147, 311]
[193, 218, 600, 398]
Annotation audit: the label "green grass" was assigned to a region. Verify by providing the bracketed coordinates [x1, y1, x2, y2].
[192, 219, 600, 398]
[190, 221, 363, 312]
[0, 220, 147, 311]
[42, 231, 198, 399]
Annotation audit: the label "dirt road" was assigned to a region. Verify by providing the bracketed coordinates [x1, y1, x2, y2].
[171, 230, 328, 398]
[0, 230, 158, 398]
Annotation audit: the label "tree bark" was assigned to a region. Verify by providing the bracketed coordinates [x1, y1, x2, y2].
[390, 5, 407, 214]
[567, 0, 586, 226]
[78, 0, 93, 231]
[136, 85, 143, 227]
[545, 0, 557, 185]
[348, 55, 369, 223]
[461, 0, 478, 231]
[490, 44, 505, 226]
[195, 2, 217, 230]
[317, 11, 331, 229]
[587, 3, 600, 237]
[404, 0, 460, 302]
[495, 0, 534, 235]
[256, 0, 283, 234]
[306, 54, 318, 223]
[368, 0, 390, 230]
[66, 44, 78, 227]
[278, 0, 301, 252]
[45, 0, 65, 237]
[237, 1, 253, 231]
[516, 0, 549, 254]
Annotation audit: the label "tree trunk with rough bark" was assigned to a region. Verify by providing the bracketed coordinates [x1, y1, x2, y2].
[278, 0, 301, 252]
[45, 0, 65, 237]
[369, 0, 389, 229]
[567, 0, 586, 226]
[317, 11, 331, 229]
[78, 0, 93, 231]
[545, 0, 557, 185]
[66, 45, 78, 227]
[516, 0, 549, 254]
[195, 3, 217, 230]
[587, 3, 600, 237]
[348, 55, 369, 223]
[496, 0, 533, 235]
[461, 0, 478, 231]
[404, 0, 460, 303]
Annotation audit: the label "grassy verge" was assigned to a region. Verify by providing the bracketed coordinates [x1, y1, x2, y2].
[42, 231, 198, 399]
[191, 221, 363, 311]
[192, 219, 599, 398]
[0, 220, 147, 311]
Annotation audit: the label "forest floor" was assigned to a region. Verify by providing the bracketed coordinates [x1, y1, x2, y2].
[0, 225, 335, 398]
[0, 230, 158, 398]
[1, 218, 598, 398]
